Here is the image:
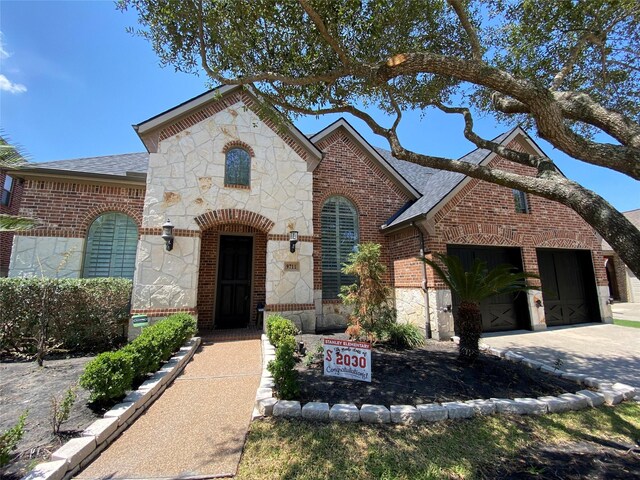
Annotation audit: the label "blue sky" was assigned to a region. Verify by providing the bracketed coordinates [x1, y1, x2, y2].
[1, 0, 638, 212]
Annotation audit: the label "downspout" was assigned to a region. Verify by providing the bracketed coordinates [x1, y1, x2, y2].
[411, 222, 431, 338]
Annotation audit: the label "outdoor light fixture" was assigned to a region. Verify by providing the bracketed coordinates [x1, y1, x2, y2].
[161, 219, 175, 251]
[289, 230, 299, 253]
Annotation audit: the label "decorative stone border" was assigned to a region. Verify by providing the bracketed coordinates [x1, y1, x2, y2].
[253, 336, 637, 424]
[23, 337, 202, 480]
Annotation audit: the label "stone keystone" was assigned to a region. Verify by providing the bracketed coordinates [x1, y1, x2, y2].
[360, 404, 391, 424]
[21, 460, 68, 480]
[390, 405, 421, 424]
[465, 399, 496, 415]
[302, 402, 330, 421]
[417, 403, 448, 422]
[329, 404, 360, 422]
[442, 402, 475, 419]
[273, 400, 302, 418]
[514, 398, 547, 415]
[575, 390, 605, 408]
[612, 383, 637, 400]
[51, 436, 96, 470]
[537, 396, 572, 413]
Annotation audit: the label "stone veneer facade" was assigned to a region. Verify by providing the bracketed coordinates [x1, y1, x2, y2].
[131, 93, 316, 331]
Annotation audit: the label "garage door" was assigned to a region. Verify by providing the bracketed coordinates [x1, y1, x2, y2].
[448, 245, 530, 332]
[536, 249, 600, 326]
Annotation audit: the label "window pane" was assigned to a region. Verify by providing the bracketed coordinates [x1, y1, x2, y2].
[83, 213, 138, 279]
[513, 189, 528, 213]
[225, 148, 250, 186]
[321, 196, 359, 299]
[1, 176, 13, 206]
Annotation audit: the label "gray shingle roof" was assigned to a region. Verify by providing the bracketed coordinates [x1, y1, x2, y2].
[379, 129, 516, 229]
[23, 152, 149, 178]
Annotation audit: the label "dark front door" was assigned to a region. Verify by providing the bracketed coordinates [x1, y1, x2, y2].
[215, 235, 253, 329]
[537, 249, 599, 326]
[448, 245, 530, 332]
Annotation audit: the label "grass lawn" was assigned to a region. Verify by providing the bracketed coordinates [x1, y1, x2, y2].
[614, 319, 640, 328]
[237, 403, 640, 479]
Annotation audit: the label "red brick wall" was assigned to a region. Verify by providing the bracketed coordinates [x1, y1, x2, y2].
[313, 130, 412, 296]
[196, 224, 267, 330]
[0, 170, 24, 276]
[15, 178, 145, 238]
[389, 228, 424, 288]
[421, 138, 607, 289]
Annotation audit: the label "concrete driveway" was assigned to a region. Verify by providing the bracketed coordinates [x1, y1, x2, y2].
[482, 323, 640, 391]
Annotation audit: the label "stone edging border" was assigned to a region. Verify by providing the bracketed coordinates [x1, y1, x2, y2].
[253, 335, 637, 424]
[23, 337, 202, 480]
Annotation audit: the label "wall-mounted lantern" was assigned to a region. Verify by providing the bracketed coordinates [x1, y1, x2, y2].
[289, 230, 299, 253]
[161, 219, 175, 251]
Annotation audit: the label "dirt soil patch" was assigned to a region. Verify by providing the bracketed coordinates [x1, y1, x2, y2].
[0, 356, 100, 479]
[296, 333, 579, 406]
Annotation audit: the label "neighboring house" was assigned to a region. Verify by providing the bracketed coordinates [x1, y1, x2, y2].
[6, 85, 612, 338]
[0, 169, 25, 277]
[601, 209, 640, 303]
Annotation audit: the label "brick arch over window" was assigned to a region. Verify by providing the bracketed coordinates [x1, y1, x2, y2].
[316, 188, 361, 216]
[194, 209, 275, 233]
[80, 204, 142, 235]
[222, 140, 255, 157]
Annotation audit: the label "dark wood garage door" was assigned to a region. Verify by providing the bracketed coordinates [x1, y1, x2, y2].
[536, 249, 600, 326]
[448, 245, 530, 332]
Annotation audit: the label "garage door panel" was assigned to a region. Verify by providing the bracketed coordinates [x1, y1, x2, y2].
[448, 245, 529, 333]
[537, 249, 599, 326]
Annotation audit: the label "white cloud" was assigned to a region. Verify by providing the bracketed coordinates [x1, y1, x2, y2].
[0, 32, 10, 59]
[0, 74, 27, 94]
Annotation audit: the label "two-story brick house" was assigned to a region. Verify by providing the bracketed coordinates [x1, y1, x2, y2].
[6, 85, 612, 338]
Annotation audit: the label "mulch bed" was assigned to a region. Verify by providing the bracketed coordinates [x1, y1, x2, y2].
[296, 333, 579, 407]
[0, 356, 101, 480]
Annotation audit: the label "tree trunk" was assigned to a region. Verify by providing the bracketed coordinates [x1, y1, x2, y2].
[456, 301, 483, 362]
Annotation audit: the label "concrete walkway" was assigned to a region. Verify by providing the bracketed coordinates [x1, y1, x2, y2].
[76, 332, 262, 479]
[611, 302, 640, 322]
[482, 323, 640, 391]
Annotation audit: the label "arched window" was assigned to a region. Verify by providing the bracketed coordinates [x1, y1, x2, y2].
[82, 212, 138, 279]
[321, 196, 359, 298]
[224, 147, 251, 187]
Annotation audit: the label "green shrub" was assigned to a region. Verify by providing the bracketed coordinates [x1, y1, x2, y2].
[0, 277, 131, 356]
[79, 350, 135, 403]
[267, 335, 299, 400]
[266, 315, 299, 348]
[0, 411, 27, 467]
[385, 322, 425, 350]
[339, 243, 396, 342]
[50, 386, 77, 435]
[80, 313, 197, 401]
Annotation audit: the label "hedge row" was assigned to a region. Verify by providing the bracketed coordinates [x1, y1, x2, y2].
[0, 277, 132, 355]
[79, 313, 197, 403]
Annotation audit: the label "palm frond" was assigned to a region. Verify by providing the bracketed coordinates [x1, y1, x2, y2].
[0, 214, 36, 232]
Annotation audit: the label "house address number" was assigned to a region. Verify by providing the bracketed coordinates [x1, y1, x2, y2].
[284, 261, 299, 271]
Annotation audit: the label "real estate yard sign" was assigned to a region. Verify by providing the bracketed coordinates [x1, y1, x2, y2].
[323, 339, 371, 382]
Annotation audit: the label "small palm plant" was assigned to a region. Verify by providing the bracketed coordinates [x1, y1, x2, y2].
[424, 253, 537, 361]
[0, 134, 34, 231]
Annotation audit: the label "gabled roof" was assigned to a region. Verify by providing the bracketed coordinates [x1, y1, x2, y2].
[380, 127, 536, 230]
[310, 118, 421, 199]
[133, 84, 323, 163]
[15, 152, 149, 182]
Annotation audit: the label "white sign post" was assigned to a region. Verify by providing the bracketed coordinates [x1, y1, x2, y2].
[323, 339, 372, 382]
